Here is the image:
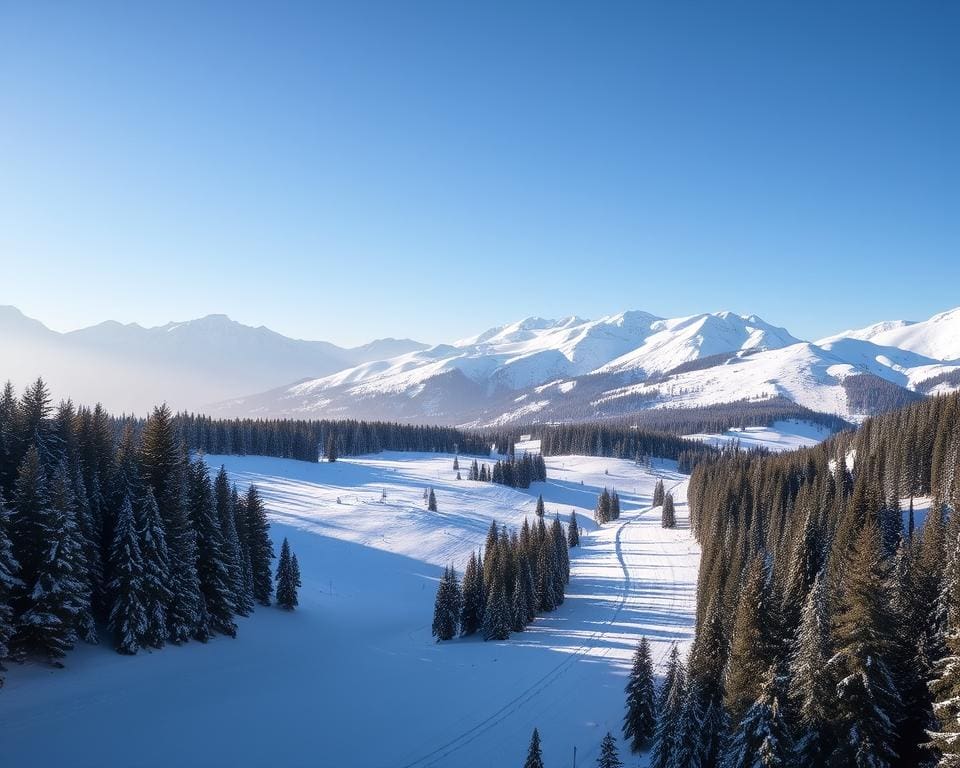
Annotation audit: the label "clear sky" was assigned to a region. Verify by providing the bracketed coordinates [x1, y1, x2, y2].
[1, 2, 957, 346]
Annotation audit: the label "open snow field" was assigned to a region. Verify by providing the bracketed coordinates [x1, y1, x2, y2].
[1, 453, 699, 768]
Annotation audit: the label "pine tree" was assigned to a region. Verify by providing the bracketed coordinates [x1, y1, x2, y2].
[427, 487, 437, 512]
[523, 728, 545, 768]
[789, 574, 834, 767]
[828, 520, 901, 768]
[460, 550, 484, 636]
[511, 572, 528, 632]
[661, 493, 676, 529]
[232, 485, 255, 616]
[214, 466, 243, 613]
[188, 460, 236, 637]
[597, 732, 623, 768]
[432, 564, 461, 641]
[623, 636, 656, 752]
[107, 496, 147, 654]
[928, 525, 960, 765]
[653, 479, 665, 507]
[139, 405, 202, 644]
[721, 667, 794, 768]
[482, 580, 511, 641]
[14, 458, 86, 664]
[650, 644, 685, 768]
[535, 494, 545, 517]
[325, 432, 338, 462]
[0, 494, 22, 685]
[138, 488, 172, 649]
[453, 456, 459, 472]
[568, 511, 580, 547]
[245, 485, 273, 606]
[275, 538, 299, 610]
[725, 554, 776, 723]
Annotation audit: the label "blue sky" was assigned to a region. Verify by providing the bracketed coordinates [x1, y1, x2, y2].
[1, 2, 957, 346]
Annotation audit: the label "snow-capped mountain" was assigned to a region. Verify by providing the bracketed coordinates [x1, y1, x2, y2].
[0, 306, 426, 414]
[216, 307, 960, 426]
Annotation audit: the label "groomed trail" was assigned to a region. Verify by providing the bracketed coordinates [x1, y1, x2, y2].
[1, 453, 700, 768]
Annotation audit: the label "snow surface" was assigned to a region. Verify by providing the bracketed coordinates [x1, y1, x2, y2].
[1, 453, 698, 768]
[684, 420, 834, 452]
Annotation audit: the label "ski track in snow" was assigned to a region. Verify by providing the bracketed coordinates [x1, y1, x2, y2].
[1, 453, 699, 768]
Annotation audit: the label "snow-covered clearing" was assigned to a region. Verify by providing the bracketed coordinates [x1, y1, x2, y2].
[1, 453, 699, 768]
[684, 419, 834, 453]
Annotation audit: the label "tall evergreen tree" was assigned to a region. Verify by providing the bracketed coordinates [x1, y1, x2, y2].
[535, 494, 545, 517]
[623, 636, 657, 753]
[107, 496, 147, 654]
[138, 488, 172, 649]
[721, 667, 794, 768]
[460, 550, 484, 636]
[482, 580, 511, 641]
[245, 485, 274, 606]
[523, 728, 544, 768]
[0, 494, 21, 685]
[214, 466, 243, 612]
[188, 460, 236, 637]
[650, 644, 685, 768]
[596, 732, 623, 768]
[432, 564, 461, 641]
[568, 510, 580, 547]
[828, 520, 901, 768]
[275, 538, 299, 610]
[427, 487, 438, 512]
[661, 492, 676, 529]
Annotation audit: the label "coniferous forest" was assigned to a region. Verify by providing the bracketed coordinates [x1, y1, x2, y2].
[433, 515, 573, 643]
[0, 378, 285, 687]
[650, 391, 960, 767]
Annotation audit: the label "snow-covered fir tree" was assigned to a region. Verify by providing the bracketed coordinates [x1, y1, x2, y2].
[275, 538, 299, 610]
[107, 496, 147, 654]
[623, 636, 656, 752]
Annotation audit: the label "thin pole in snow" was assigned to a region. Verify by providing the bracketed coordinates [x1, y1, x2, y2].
[572, 745, 576, 767]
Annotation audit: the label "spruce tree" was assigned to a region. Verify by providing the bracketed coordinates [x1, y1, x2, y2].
[14, 459, 86, 664]
[245, 485, 274, 606]
[138, 488, 172, 649]
[482, 580, 511, 641]
[828, 520, 901, 768]
[460, 550, 484, 636]
[232, 485, 255, 616]
[275, 538, 299, 610]
[650, 644, 685, 768]
[661, 493, 676, 529]
[568, 511, 580, 547]
[0, 494, 21, 685]
[432, 565, 460, 641]
[623, 636, 656, 752]
[427, 487, 437, 512]
[535, 494, 545, 517]
[721, 667, 794, 768]
[325, 432, 337, 462]
[107, 496, 147, 654]
[524, 728, 544, 768]
[214, 466, 243, 612]
[511, 572, 528, 632]
[653, 479, 665, 507]
[188, 460, 236, 637]
[597, 732, 623, 768]
[725, 554, 776, 723]
[789, 574, 834, 767]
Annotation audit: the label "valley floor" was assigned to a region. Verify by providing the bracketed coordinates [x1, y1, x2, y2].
[1, 453, 699, 767]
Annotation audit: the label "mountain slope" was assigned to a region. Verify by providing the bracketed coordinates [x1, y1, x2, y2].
[0, 306, 426, 413]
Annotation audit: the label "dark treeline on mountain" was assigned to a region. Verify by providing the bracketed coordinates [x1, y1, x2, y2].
[614, 396, 852, 436]
[843, 373, 925, 416]
[121, 414, 721, 475]
[656, 391, 960, 767]
[432, 515, 572, 642]
[918, 370, 960, 395]
[0, 378, 283, 686]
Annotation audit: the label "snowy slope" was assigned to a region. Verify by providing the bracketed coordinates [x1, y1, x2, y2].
[819, 307, 960, 362]
[0, 305, 426, 414]
[0, 452, 698, 768]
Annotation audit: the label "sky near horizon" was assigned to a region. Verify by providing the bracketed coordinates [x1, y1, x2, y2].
[1, 2, 957, 346]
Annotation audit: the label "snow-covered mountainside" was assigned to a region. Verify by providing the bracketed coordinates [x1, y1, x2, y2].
[218, 307, 960, 425]
[0, 306, 426, 413]
[0, 451, 699, 768]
